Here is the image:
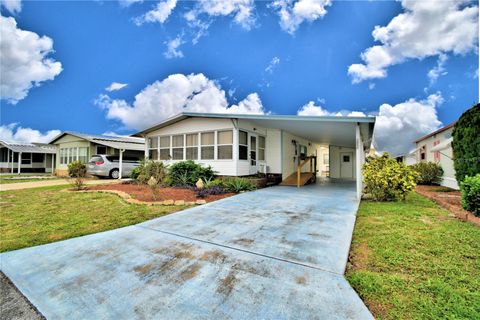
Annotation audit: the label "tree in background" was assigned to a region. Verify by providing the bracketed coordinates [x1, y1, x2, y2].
[452, 104, 480, 182]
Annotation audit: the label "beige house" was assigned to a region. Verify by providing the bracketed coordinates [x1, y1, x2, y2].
[135, 112, 375, 199]
[49, 132, 145, 176]
[414, 122, 458, 189]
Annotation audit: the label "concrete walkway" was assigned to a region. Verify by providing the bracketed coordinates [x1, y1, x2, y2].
[0, 179, 122, 191]
[1, 181, 373, 319]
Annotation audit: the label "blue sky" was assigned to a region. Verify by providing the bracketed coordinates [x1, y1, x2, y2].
[0, 0, 478, 155]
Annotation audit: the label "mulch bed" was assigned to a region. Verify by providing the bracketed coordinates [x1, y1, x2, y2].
[88, 183, 235, 203]
[416, 185, 480, 227]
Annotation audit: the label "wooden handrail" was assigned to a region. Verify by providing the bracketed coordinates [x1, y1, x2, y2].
[297, 156, 316, 187]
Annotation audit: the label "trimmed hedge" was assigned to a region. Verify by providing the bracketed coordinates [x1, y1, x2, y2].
[460, 174, 480, 217]
[452, 104, 480, 183]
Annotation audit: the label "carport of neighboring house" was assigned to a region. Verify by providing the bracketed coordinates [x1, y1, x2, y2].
[48, 132, 145, 178]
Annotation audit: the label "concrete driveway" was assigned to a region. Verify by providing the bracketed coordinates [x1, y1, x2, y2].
[1, 181, 373, 319]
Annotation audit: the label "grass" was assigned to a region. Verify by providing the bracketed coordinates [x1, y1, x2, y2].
[0, 185, 189, 252]
[347, 192, 480, 319]
[0, 173, 61, 184]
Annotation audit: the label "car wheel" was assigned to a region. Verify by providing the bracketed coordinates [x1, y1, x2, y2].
[110, 169, 119, 179]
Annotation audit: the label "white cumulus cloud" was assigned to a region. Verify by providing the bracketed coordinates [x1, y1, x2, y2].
[187, 0, 256, 30]
[427, 54, 448, 86]
[374, 93, 443, 156]
[106, 82, 128, 92]
[348, 0, 478, 83]
[297, 101, 366, 117]
[0, 123, 61, 143]
[96, 73, 266, 130]
[164, 35, 184, 59]
[0, 16, 63, 104]
[272, 0, 332, 34]
[265, 56, 280, 73]
[0, 0, 21, 14]
[134, 0, 177, 25]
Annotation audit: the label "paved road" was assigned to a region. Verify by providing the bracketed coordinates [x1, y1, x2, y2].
[0, 179, 122, 191]
[1, 181, 373, 319]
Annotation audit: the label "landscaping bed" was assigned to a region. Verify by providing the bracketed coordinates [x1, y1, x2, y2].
[416, 185, 480, 226]
[87, 183, 236, 203]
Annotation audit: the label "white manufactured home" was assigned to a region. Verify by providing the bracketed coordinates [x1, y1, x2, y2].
[0, 140, 56, 174]
[135, 113, 375, 199]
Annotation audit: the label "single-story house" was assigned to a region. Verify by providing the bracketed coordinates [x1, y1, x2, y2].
[135, 112, 375, 199]
[0, 140, 56, 174]
[49, 132, 145, 176]
[414, 122, 458, 189]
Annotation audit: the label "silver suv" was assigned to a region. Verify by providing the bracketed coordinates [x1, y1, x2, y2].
[87, 155, 141, 179]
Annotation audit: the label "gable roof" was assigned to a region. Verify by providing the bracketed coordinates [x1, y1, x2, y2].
[0, 140, 56, 154]
[414, 122, 456, 143]
[49, 132, 145, 151]
[134, 112, 376, 136]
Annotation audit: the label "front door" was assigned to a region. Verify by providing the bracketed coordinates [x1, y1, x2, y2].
[250, 135, 257, 174]
[340, 152, 353, 179]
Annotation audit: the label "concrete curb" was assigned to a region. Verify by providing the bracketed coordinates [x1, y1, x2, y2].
[62, 188, 206, 206]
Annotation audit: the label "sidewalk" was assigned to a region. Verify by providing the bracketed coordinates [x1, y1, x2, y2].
[0, 179, 122, 192]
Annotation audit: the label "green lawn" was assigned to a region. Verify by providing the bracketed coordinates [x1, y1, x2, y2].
[0, 186, 189, 252]
[0, 174, 61, 184]
[347, 192, 480, 319]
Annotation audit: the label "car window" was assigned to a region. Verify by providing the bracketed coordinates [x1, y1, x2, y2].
[106, 156, 119, 162]
[89, 156, 103, 164]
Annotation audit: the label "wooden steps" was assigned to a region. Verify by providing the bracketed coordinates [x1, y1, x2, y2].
[280, 172, 315, 187]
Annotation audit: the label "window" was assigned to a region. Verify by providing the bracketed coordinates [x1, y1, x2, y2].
[0, 148, 7, 162]
[148, 136, 159, 160]
[250, 136, 256, 166]
[32, 153, 44, 163]
[172, 135, 184, 160]
[433, 140, 440, 161]
[323, 154, 329, 165]
[21, 153, 32, 165]
[96, 145, 107, 154]
[69, 148, 77, 162]
[159, 136, 170, 160]
[239, 130, 248, 160]
[60, 148, 66, 164]
[258, 136, 265, 161]
[78, 147, 89, 163]
[201, 132, 214, 160]
[217, 130, 233, 160]
[343, 155, 350, 162]
[420, 145, 426, 161]
[186, 133, 198, 160]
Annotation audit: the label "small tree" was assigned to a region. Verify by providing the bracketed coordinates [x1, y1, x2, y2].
[68, 160, 87, 190]
[452, 104, 480, 183]
[363, 153, 418, 201]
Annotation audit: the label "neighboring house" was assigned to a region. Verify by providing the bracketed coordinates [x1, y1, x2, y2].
[49, 132, 145, 176]
[395, 150, 418, 166]
[135, 112, 375, 199]
[414, 122, 458, 189]
[0, 140, 56, 174]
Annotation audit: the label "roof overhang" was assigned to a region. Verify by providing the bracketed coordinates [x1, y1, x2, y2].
[134, 112, 375, 149]
[0, 141, 56, 154]
[94, 140, 145, 151]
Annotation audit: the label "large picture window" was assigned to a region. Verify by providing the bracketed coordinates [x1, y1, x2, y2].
[148, 136, 159, 160]
[258, 136, 265, 161]
[172, 135, 184, 160]
[239, 130, 248, 160]
[78, 147, 89, 163]
[217, 130, 233, 160]
[186, 133, 198, 160]
[159, 136, 170, 160]
[201, 132, 214, 160]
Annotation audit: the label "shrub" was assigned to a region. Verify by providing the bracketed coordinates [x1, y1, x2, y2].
[223, 177, 256, 193]
[195, 186, 227, 198]
[136, 160, 168, 185]
[169, 160, 215, 187]
[363, 153, 418, 201]
[130, 166, 141, 180]
[452, 104, 480, 183]
[67, 160, 87, 190]
[410, 162, 444, 185]
[204, 177, 224, 188]
[460, 174, 480, 217]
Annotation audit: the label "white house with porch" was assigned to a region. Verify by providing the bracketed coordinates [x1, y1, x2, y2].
[135, 113, 375, 199]
[0, 140, 57, 174]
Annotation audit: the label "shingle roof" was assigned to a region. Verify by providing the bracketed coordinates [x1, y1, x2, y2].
[0, 140, 57, 154]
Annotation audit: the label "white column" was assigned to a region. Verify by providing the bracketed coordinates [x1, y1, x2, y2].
[118, 149, 124, 179]
[18, 152, 22, 174]
[7, 148, 11, 173]
[355, 124, 362, 200]
[51, 154, 55, 174]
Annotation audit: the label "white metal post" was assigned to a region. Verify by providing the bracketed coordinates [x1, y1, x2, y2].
[51, 154, 55, 174]
[355, 124, 362, 200]
[18, 152, 22, 175]
[118, 149, 124, 179]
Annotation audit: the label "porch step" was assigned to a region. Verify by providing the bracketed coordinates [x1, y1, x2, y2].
[280, 172, 315, 187]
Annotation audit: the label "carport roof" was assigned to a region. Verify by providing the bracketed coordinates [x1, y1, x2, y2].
[135, 112, 375, 149]
[49, 132, 145, 150]
[0, 140, 56, 154]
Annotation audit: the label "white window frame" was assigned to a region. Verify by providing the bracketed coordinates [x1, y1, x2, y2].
[185, 133, 199, 160]
[200, 131, 215, 160]
[217, 130, 233, 160]
[238, 130, 248, 161]
[148, 136, 159, 161]
[159, 135, 171, 161]
[172, 134, 185, 160]
[258, 135, 266, 162]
